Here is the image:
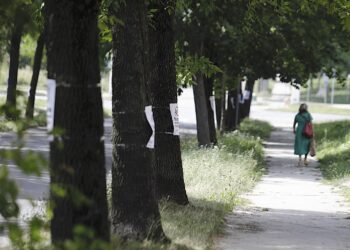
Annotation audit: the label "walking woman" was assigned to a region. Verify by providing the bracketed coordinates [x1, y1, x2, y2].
[293, 103, 313, 166]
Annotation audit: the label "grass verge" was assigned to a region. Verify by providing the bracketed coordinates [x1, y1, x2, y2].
[158, 126, 268, 249]
[238, 118, 274, 140]
[314, 121, 350, 200]
[105, 120, 270, 250]
[271, 103, 350, 116]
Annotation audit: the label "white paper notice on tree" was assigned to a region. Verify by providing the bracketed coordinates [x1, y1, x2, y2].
[145, 106, 155, 149]
[169, 103, 180, 136]
[47, 79, 56, 133]
[209, 96, 217, 127]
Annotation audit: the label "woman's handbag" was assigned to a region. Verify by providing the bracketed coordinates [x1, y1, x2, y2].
[301, 115, 313, 138]
[310, 139, 316, 157]
[303, 122, 313, 138]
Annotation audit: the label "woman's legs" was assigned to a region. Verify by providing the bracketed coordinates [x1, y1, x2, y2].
[298, 155, 302, 166]
[304, 154, 308, 166]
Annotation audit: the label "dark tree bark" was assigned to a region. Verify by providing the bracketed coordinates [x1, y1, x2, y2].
[193, 74, 211, 146]
[25, 31, 45, 119]
[204, 77, 217, 144]
[111, 0, 167, 241]
[5, 23, 23, 119]
[241, 78, 255, 119]
[148, 0, 188, 205]
[236, 81, 244, 126]
[225, 90, 236, 131]
[219, 78, 226, 134]
[45, 0, 109, 243]
[215, 97, 221, 129]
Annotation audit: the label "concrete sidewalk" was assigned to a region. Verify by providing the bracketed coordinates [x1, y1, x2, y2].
[216, 128, 350, 250]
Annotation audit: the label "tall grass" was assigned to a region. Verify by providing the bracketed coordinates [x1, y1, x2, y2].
[314, 121, 350, 180]
[238, 118, 273, 140]
[157, 130, 267, 249]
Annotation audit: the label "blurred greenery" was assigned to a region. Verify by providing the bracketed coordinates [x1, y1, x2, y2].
[238, 118, 274, 140]
[0, 101, 49, 250]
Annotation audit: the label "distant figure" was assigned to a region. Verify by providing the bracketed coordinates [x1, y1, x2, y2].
[293, 103, 313, 166]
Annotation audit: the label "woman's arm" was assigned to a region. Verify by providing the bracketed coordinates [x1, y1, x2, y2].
[293, 116, 297, 134]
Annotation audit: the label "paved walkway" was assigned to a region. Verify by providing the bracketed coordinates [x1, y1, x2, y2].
[217, 128, 350, 250]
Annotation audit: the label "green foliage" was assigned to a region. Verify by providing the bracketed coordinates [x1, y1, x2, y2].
[19, 34, 46, 69]
[0, 100, 49, 250]
[0, 120, 15, 132]
[238, 118, 274, 140]
[176, 46, 222, 87]
[0, 166, 19, 218]
[175, 0, 350, 91]
[31, 111, 47, 127]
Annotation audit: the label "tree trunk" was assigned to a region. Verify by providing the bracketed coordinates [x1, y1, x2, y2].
[225, 90, 235, 131]
[215, 97, 221, 129]
[235, 82, 242, 128]
[220, 77, 226, 134]
[193, 74, 211, 146]
[241, 78, 255, 119]
[5, 23, 23, 119]
[148, 0, 188, 205]
[45, 0, 109, 243]
[25, 31, 45, 119]
[111, 0, 167, 241]
[204, 77, 217, 144]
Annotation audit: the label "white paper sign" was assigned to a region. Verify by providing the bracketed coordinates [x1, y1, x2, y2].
[243, 90, 251, 100]
[169, 103, 180, 136]
[47, 79, 56, 132]
[145, 106, 155, 149]
[209, 96, 217, 127]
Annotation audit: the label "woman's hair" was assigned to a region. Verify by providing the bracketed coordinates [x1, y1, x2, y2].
[299, 103, 308, 113]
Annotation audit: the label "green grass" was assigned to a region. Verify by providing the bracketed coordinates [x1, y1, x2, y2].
[314, 121, 350, 180]
[314, 121, 350, 201]
[271, 103, 350, 116]
[156, 129, 266, 249]
[238, 118, 274, 140]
